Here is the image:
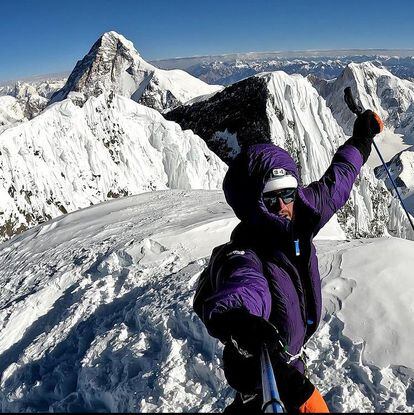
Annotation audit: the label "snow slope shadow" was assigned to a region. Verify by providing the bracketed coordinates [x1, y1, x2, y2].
[0, 281, 85, 376]
[0, 283, 148, 412]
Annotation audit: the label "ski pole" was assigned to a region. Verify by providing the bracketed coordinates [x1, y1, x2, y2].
[260, 344, 285, 413]
[344, 87, 414, 234]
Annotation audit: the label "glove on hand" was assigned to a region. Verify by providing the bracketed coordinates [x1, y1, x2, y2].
[209, 309, 282, 356]
[346, 109, 384, 163]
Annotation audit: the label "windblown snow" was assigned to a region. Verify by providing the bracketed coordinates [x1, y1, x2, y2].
[0, 191, 413, 412]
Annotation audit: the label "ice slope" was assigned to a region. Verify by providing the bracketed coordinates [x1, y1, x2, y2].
[50, 31, 222, 112]
[0, 190, 413, 412]
[0, 93, 227, 241]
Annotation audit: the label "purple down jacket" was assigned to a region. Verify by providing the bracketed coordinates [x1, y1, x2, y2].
[193, 142, 363, 368]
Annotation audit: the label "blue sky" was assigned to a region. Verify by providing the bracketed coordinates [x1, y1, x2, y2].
[1, 0, 413, 82]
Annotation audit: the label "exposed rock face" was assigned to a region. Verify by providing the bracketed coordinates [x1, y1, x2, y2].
[165, 76, 271, 163]
[50, 31, 222, 112]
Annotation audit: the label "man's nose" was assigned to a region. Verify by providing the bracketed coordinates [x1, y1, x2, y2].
[278, 198, 287, 210]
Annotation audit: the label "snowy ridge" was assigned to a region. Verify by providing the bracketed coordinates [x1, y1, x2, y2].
[313, 62, 414, 218]
[262, 71, 341, 183]
[50, 31, 222, 112]
[157, 54, 414, 86]
[0, 93, 227, 241]
[0, 191, 413, 412]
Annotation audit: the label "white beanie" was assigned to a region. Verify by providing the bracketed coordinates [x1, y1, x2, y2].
[263, 168, 298, 194]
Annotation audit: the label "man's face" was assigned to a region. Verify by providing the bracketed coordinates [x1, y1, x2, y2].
[263, 188, 296, 220]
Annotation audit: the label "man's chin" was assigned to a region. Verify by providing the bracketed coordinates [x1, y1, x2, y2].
[278, 213, 292, 221]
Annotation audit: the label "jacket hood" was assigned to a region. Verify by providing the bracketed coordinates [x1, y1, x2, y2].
[223, 144, 300, 235]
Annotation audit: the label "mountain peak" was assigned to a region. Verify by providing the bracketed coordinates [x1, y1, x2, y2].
[344, 61, 389, 78]
[49, 32, 221, 111]
[95, 30, 141, 59]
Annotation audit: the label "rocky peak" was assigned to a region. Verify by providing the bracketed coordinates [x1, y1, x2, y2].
[49, 31, 221, 112]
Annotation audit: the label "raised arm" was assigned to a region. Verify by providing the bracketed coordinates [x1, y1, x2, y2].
[302, 110, 383, 234]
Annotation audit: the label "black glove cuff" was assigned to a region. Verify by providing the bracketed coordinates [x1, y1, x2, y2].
[344, 135, 372, 164]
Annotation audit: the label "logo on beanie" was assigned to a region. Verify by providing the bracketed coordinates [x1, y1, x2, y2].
[264, 168, 298, 194]
[270, 168, 286, 177]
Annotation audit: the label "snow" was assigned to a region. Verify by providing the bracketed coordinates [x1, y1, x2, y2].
[314, 215, 346, 240]
[0, 190, 413, 412]
[367, 128, 411, 169]
[50, 31, 222, 112]
[261, 71, 412, 240]
[0, 96, 26, 132]
[2, 41, 414, 412]
[338, 238, 414, 368]
[375, 146, 414, 214]
[263, 71, 341, 183]
[318, 62, 414, 142]
[0, 80, 66, 129]
[167, 68, 414, 240]
[0, 93, 227, 241]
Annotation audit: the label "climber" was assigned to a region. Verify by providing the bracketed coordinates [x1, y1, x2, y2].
[193, 109, 383, 412]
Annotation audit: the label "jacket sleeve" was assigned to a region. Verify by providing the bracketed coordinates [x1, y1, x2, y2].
[198, 249, 272, 340]
[301, 143, 363, 234]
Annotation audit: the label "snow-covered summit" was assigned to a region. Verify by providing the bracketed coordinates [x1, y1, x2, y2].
[0, 92, 227, 241]
[315, 62, 414, 140]
[0, 96, 25, 133]
[50, 31, 222, 112]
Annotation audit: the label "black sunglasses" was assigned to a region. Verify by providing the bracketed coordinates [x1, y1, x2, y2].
[263, 188, 297, 208]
